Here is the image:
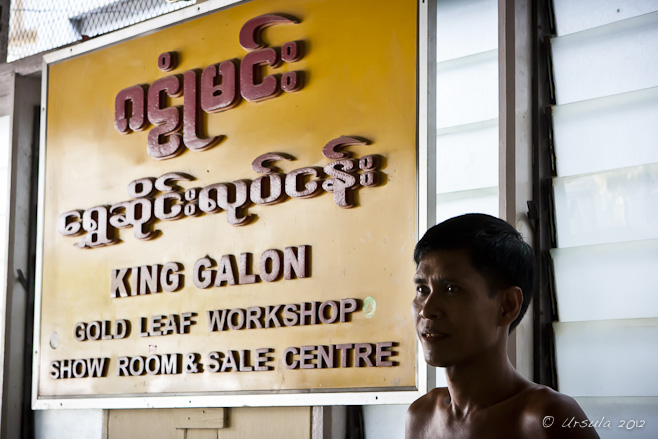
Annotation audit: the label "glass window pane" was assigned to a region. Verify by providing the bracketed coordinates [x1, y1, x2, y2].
[436, 120, 498, 193]
[576, 397, 658, 439]
[437, 51, 498, 129]
[34, 409, 105, 439]
[551, 13, 658, 105]
[0, 116, 9, 161]
[553, 87, 658, 177]
[0, 215, 5, 251]
[0, 115, 10, 219]
[553, 163, 658, 248]
[553, 0, 658, 36]
[436, 187, 498, 223]
[9, 0, 193, 61]
[551, 239, 658, 322]
[554, 319, 658, 397]
[362, 405, 407, 439]
[0, 170, 7, 215]
[436, 0, 497, 62]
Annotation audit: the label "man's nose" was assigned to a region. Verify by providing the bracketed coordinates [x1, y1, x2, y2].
[419, 291, 443, 319]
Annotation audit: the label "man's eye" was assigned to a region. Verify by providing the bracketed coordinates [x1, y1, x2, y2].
[416, 285, 429, 296]
[446, 285, 459, 294]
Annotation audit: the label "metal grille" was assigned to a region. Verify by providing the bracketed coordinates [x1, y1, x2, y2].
[8, 0, 195, 62]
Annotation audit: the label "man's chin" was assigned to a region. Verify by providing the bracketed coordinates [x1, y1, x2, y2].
[424, 354, 452, 368]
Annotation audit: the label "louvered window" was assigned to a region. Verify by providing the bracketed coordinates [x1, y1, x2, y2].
[549, 1, 658, 434]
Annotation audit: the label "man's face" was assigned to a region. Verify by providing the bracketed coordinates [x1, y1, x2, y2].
[412, 248, 502, 367]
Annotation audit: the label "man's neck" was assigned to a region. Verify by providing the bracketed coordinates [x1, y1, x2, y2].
[444, 345, 527, 417]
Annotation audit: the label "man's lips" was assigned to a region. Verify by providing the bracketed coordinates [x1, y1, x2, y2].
[420, 330, 449, 340]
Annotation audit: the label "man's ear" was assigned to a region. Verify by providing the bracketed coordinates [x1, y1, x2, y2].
[498, 286, 523, 327]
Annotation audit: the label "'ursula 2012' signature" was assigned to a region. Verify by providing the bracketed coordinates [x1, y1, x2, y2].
[543, 416, 646, 430]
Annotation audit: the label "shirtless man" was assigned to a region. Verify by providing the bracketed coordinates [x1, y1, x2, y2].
[406, 214, 599, 439]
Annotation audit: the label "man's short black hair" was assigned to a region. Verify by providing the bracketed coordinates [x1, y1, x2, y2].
[414, 213, 535, 331]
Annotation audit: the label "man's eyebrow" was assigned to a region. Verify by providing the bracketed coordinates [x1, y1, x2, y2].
[414, 274, 462, 285]
[437, 276, 463, 285]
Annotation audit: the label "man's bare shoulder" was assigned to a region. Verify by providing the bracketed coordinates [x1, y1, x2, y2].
[405, 384, 600, 439]
[408, 387, 448, 412]
[405, 388, 449, 439]
[520, 384, 600, 439]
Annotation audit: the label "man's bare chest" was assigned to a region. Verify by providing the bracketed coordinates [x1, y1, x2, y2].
[422, 407, 537, 439]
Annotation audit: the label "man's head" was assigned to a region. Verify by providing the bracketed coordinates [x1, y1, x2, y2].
[414, 213, 535, 332]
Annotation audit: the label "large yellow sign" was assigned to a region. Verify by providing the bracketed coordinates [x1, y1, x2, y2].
[36, 0, 418, 403]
